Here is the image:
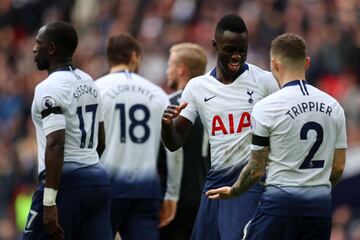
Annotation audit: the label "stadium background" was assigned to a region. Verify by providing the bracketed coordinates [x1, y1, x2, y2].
[0, 0, 360, 239]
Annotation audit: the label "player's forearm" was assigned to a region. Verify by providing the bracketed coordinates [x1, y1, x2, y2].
[45, 131, 65, 189]
[231, 165, 264, 196]
[330, 169, 344, 187]
[97, 122, 105, 158]
[161, 123, 184, 151]
[231, 147, 268, 196]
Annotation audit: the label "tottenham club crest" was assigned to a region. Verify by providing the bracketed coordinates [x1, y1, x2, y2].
[247, 89, 254, 103]
[41, 96, 57, 110]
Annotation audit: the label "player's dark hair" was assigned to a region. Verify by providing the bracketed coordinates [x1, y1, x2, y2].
[106, 33, 142, 66]
[215, 13, 248, 39]
[44, 21, 78, 57]
[271, 33, 306, 61]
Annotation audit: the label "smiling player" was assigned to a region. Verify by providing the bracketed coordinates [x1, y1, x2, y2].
[161, 14, 279, 240]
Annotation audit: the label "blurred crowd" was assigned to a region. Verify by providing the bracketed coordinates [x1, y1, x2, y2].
[1, 0, 360, 239]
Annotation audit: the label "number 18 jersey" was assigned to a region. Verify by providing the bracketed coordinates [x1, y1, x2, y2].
[95, 70, 170, 199]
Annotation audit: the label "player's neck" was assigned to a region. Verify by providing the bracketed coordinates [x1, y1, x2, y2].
[177, 77, 188, 90]
[216, 67, 237, 84]
[280, 72, 306, 87]
[110, 64, 134, 73]
[48, 61, 73, 74]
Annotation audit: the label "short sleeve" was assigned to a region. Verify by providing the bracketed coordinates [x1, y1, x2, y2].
[97, 90, 105, 123]
[259, 71, 279, 96]
[251, 102, 271, 138]
[35, 83, 66, 136]
[179, 81, 198, 123]
[335, 107, 347, 149]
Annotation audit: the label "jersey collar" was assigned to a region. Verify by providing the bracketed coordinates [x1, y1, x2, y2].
[112, 69, 132, 78]
[282, 79, 308, 88]
[210, 63, 249, 80]
[53, 65, 76, 72]
[282, 80, 309, 95]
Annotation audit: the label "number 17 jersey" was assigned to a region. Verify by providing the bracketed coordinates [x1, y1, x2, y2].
[31, 67, 103, 175]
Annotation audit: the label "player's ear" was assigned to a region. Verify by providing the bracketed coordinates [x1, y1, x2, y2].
[212, 39, 217, 50]
[305, 56, 310, 71]
[130, 51, 140, 69]
[270, 57, 277, 72]
[48, 42, 56, 56]
[178, 62, 188, 77]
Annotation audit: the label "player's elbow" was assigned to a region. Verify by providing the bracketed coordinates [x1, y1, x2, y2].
[252, 169, 266, 182]
[97, 142, 105, 157]
[164, 143, 181, 152]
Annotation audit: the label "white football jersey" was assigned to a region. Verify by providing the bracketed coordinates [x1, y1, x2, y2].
[95, 70, 170, 198]
[180, 63, 279, 171]
[31, 66, 103, 174]
[251, 80, 347, 187]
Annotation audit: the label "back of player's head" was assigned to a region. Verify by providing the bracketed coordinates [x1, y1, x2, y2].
[271, 33, 307, 67]
[215, 13, 248, 40]
[106, 33, 142, 66]
[170, 43, 207, 78]
[44, 21, 78, 57]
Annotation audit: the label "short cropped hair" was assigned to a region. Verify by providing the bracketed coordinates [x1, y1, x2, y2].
[271, 33, 306, 65]
[45, 21, 78, 56]
[170, 43, 207, 78]
[215, 13, 248, 39]
[106, 33, 141, 66]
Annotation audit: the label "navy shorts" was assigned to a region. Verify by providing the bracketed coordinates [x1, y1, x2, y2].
[110, 198, 161, 240]
[243, 212, 331, 240]
[23, 184, 112, 240]
[23, 163, 112, 240]
[190, 187, 262, 240]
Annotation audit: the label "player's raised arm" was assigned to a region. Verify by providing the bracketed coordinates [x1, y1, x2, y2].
[161, 102, 193, 151]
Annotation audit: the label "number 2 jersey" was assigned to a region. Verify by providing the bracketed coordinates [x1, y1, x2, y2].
[31, 66, 109, 188]
[180, 63, 279, 191]
[95, 70, 170, 199]
[251, 80, 347, 217]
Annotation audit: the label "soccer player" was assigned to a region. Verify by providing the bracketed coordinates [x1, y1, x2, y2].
[161, 14, 279, 240]
[95, 33, 179, 240]
[160, 43, 211, 240]
[24, 21, 111, 240]
[206, 33, 347, 240]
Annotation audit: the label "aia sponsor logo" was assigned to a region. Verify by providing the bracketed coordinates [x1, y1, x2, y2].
[211, 112, 251, 136]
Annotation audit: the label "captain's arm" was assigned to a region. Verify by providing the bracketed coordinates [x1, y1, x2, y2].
[45, 129, 65, 190]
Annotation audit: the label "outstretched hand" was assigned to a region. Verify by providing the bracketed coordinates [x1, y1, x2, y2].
[205, 186, 235, 200]
[162, 102, 188, 125]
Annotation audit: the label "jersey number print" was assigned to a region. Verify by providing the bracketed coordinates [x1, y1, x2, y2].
[77, 104, 98, 148]
[116, 103, 151, 144]
[299, 121, 324, 169]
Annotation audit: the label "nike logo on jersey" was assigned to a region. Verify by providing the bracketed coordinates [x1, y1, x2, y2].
[204, 95, 216, 102]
